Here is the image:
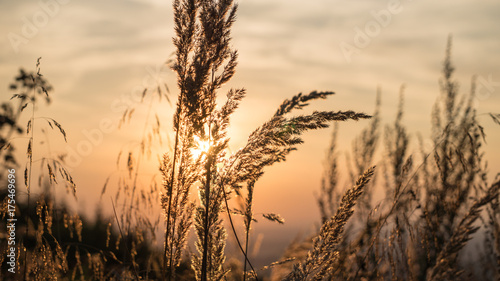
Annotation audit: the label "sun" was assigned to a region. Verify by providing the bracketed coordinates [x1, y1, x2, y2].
[191, 135, 211, 159]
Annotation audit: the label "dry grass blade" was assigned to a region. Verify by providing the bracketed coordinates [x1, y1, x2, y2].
[100, 176, 111, 199]
[489, 113, 500, 126]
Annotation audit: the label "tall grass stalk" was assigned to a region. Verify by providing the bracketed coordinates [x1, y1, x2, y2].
[164, 1, 370, 280]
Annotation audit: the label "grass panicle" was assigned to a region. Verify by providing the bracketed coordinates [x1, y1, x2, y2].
[284, 166, 375, 280]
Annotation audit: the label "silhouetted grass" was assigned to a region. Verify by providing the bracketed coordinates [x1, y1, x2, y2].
[1, 2, 499, 281]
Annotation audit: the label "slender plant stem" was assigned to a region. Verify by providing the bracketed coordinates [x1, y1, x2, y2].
[23, 78, 36, 280]
[243, 184, 253, 281]
[201, 122, 214, 281]
[217, 155, 259, 280]
[243, 226, 250, 281]
[221, 189, 259, 280]
[200, 156, 212, 281]
[111, 199, 140, 281]
[163, 90, 184, 281]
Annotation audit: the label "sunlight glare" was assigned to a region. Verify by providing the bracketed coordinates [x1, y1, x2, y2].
[191, 135, 211, 159]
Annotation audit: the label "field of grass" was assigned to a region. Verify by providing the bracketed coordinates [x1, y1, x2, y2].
[1, 0, 499, 280]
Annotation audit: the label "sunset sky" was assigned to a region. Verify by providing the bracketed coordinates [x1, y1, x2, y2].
[1, 0, 500, 267]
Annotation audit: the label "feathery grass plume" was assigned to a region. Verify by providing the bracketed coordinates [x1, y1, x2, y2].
[380, 86, 416, 280]
[219, 91, 371, 191]
[428, 180, 500, 280]
[169, 1, 372, 280]
[262, 213, 285, 225]
[284, 166, 375, 280]
[165, 0, 241, 279]
[192, 0, 241, 277]
[413, 36, 487, 279]
[0, 66, 52, 176]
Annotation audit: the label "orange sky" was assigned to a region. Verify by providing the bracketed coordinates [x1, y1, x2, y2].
[1, 0, 500, 268]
